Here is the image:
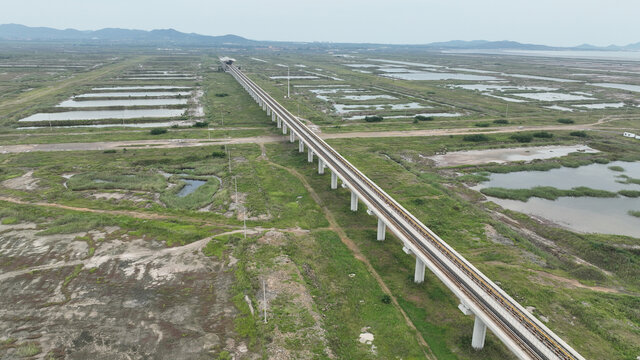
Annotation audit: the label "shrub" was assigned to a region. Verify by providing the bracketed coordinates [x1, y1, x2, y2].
[381, 295, 392, 304]
[493, 119, 509, 124]
[608, 165, 624, 172]
[619, 190, 640, 198]
[211, 151, 226, 158]
[474, 122, 491, 128]
[557, 118, 574, 124]
[570, 131, 587, 138]
[215, 93, 229, 97]
[532, 131, 554, 138]
[103, 149, 117, 154]
[510, 133, 533, 143]
[364, 115, 383, 122]
[150, 128, 167, 135]
[414, 115, 434, 121]
[193, 121, 209, 128]
[463, 134, 490, 142]
[629, 210, 640, 218]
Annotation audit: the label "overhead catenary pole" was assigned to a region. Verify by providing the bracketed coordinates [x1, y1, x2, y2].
[287, 65, 290, 98]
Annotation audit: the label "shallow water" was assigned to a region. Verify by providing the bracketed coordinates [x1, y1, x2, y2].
[489, 196, 640, 237]
[544, 105, 574, 112]
[485, 94, 528, 102]
[19, 109, 185, 122]
[477, 161, 640, 192]
[573, 102, 625, 109]
[500, 73, 579, 83]
[342, 94, 397, 100]
[270, 75, 318, 80]
[431, 145, 598, 167]
[92, 86, 192, 91]
[383, 72, 498, 81]
[177, 179, 206, 197]
[18, 120, 195, 130]
[452, 84, 557, 92]
[590, 83, 640, 92]
[511, 92, 593, 101]
[57, 98, 189, 107]
[76, 91, 192, 98]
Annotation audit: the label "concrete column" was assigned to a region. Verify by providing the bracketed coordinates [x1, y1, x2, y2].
[414, 257, 426, 283]
[289, 132, 295, 143]
[277, 117, 282, 129]
[298, 140, 304, 153]
[377, 218, 386, 241]
[307, 148, 314, 163]
[331, 172, 338, 189]
[262, 103, 267, 111]
[272, 113, 276, 122]
[472, 317, 487, 350]
[267, 108, 271, 116]
[282, 123, 288, 135]
[318, 159, 325, 174]
[350, 191, 358, 212]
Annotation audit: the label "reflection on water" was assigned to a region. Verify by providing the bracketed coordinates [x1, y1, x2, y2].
[177, 179, 206, 197]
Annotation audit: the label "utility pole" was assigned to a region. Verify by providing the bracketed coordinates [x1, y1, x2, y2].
[221, 111, 224, 126]
[287, 65, 290, 98]
[263, 279, 267, 323]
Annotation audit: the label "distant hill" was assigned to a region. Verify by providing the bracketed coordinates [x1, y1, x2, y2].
[1, 24, 639, 51]
[0, 24, 254, 46]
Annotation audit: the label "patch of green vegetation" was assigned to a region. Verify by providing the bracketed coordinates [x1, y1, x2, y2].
[149, 128, 168, 135]
[103, 149, 117, 154]
[415, 115, 434, 121]
[457, 173, 490, 183]
[532, 131, 554, 139]
[493, 119, 509, 124]
[1, 217, 18, 225]
[557, 118, 575, 124]
[510, 133, 533, 143]
[628, 210, 640, 218]
[160, 178, 220, 210]
[202, 235, 231, 259]
[364, 115, 383, 122]
[481, 186, 618, 201]
[63, 264, 84, 287]
[608, 165, 625, 172]
[193, 121, 209, 128]
[463, 134, 490, 142]
[15, 342, 41, 358]
[570, 131, 588, 138]
[67, 170, 166, 192]
[474, 122, 491, 127]
[617, 175, 640, 185]
[618, 190, 640, 198]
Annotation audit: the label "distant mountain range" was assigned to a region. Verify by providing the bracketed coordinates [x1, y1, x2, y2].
[1, 23, 639, 51]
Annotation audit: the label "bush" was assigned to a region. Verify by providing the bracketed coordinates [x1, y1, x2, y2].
[510, 133, 533, 143]
[532, 131, 554, 138]
[619, 190, 640, 198]
[211, 150, 226, 158]
[364, 115, 383, 122]
[414, 115, 434, 121]
[570, 131, 588, 138]
[193, 121, 209, 128]
[381, 295, 392, 304]
[608, 165, 624, 172]
[103, 149, 117, 153]
[215, 93, 229, 97]
[557, 118, 574, 124]
[474, 122, 491, 128]
[493, 119, 509, 124]
[463, 134, 490, 142]
[150, 128, 167, 135]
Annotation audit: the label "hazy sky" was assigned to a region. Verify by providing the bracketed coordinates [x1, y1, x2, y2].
[2, 0, 639, 46]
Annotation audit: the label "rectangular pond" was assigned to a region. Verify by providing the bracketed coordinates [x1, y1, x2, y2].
[430, 145, 598, 167]
[383, 72, 499, 81]
[19, 109, 185, 122]
[76, 92, 192, 98]
[92, 86, 192, 91]
[511, 92, 594, 101]
[57, 98, 189, 107]
[590, 83, 640, 92]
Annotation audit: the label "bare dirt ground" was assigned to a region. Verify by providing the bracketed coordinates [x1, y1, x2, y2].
[0, 222, 256, 359]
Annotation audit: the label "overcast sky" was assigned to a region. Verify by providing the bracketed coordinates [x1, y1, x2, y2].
[2, 0, 638, 46]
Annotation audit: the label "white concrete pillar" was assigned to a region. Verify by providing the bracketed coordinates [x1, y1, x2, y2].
[414, 257, 426, 283]
[307, 148, 314, 163]
[262, 103, 267, 111]
[267, 108, 271, 116]
[331, 172, 338, 189]
[272, 113, 276, 122]
[282, 123, 288, 135]
[472, 317, 487, 350]
[277, 117, 282, 129]
[298, 140, 304, 153]
[377, 218, 386, 241]
[318, 159, 325, 174]
[289, 132, 295, 143]
[350, 191, 358, 211]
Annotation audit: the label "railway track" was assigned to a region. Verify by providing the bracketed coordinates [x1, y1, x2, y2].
[224, 61, 585, 360]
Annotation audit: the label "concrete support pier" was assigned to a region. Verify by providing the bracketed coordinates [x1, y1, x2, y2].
[307, 148, 314, 163]
[318, 159, 325, 174]
[282, 123, 288, 135]
[289, 132, 295, 143]
[277, 117, 282, 129]
[298, 140, 304, 153]
[377, 218, 386, 241]
[472, 317, 487, 350]
[272, 113, 276, 122]
[331, 172, 338, 189]
[267, 108, 271, 116]
[350, 191, 358, 211]
[414, 258, 426, 283]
